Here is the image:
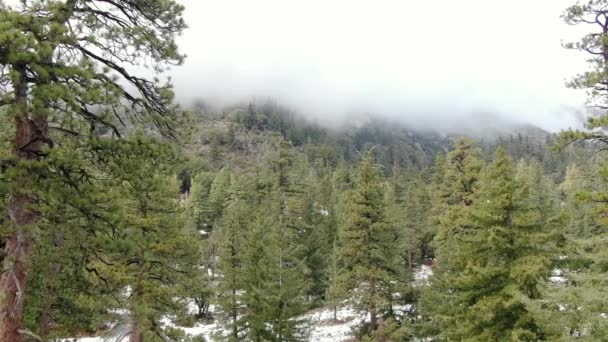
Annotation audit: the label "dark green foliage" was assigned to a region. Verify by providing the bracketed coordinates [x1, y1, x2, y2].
[175, 96, 601, 341]
[420, 138, 483, 338]
[0, 0, 197, 339]
[3, 0, 604, 340]
[216, 198, 249, 341]
[337, 154, 402, 332]
[424, 148, 563, 341]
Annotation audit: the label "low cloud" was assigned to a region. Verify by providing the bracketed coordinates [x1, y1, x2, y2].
[171, 0, 589, 132]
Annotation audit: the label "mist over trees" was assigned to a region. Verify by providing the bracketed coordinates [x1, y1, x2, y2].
[0, 0, 608, 342]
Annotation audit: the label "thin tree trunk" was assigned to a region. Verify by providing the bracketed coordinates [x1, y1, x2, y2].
[130, 316, 143, 342]
[232, 288, 238, 341]
[332, 238, 337, 321]
[369, 279, 378, 331]
[0, 66, 40, 342]
[370, 309, 378, 332]
[332, 304, 337, 321]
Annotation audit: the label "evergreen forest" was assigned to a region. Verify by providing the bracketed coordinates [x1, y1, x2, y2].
[2, 1, 608, 341]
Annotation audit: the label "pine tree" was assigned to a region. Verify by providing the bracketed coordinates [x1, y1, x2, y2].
[26, 140, 201, 340]
[263, 198, 310, 341]
[543, 158, 608, 339]
[216, 198, 249, 341]
[301, 181, 328, 302]
[547, 2, 608, 337]
[425, 152, 447, 258]
[322, 173, 342, 321]
[0, 1, 188, 339]
[236, 140, 310, 342]
[559, 163, 597, 239]
[240, 209, 272, 342]
[324, 237, 342, 321]
[396, 172, 432, 268]
[429, 148, 558, 340]
[187, 171, 216, 232]
[420, 138, 482, 338]
[205, 168, 233, 231]
[90, 159, 200, 342]
[337, 153, 399, 332]
[562, 0, 608, 110]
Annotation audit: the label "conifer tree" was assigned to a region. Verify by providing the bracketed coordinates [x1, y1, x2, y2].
[543, 158, 608, 339]
[337, 153, 399, 332]
[559, 163, 595, 238]
[549, 1, 608, 337]
[263, 198, 310, 341]
[429, 148, 557, 340]
[90, 158, 200, 342]
[0, 1, 188, 339]
[397, 172, 432, 268]
[216, 198, 249, 342]
[240, 209, 272, 342]
[301, 179, 329, 302]
[322, 173, 342, 320]
[420, 138, 482, 337]
[425, 152, 447, 257]
[324, 237, 342, 321]
[236, 141, 310, 342]
[208, 168, 232, 221]
[562, 0, 608, 110]
[187, 172, 216, 232]
[22, 139, 201, 340]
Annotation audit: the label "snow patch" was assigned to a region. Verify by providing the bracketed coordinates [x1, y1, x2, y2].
[413, 264, 433, 286]
[304, 305, 366, 342]
[550, 269, 567, 284]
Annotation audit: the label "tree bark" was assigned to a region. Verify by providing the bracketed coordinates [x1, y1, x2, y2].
[129, 316, 143, 342]
[4, 4, 76, 337]
[0, 66, 42, 342]
[370, 310, 378, 332]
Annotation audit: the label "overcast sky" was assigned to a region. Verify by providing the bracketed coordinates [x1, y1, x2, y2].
[171, 0, 590, 131]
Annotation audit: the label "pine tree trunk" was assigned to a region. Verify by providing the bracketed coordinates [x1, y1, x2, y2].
[370, 309, 378, 331]
[0, 66, 40, 342]
[333, 304, 337, 321]
[0, 214, 32, 342]
[130, 316, 143, 342]
[232, 288, 238, 341]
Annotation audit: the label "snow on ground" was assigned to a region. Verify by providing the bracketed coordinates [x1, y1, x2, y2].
[164, 304, 367, 342]
[413, 264, 433, 286]
[304, 305, 366, 342]
[550, 268, 568, 284]
[60, 304, 367, 342]
[61, 264, 435, 342]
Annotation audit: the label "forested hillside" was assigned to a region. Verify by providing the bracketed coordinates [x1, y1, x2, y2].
[161, 101, 598, 341]
[3, 0, 608, 342]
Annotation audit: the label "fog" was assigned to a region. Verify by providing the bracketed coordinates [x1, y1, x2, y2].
[171, 0, 589, 132]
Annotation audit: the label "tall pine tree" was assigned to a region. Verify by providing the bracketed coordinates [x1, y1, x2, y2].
[337, 153, 399, 332]
[0, 1, 188, 340]
[428, 148, 558, 340]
